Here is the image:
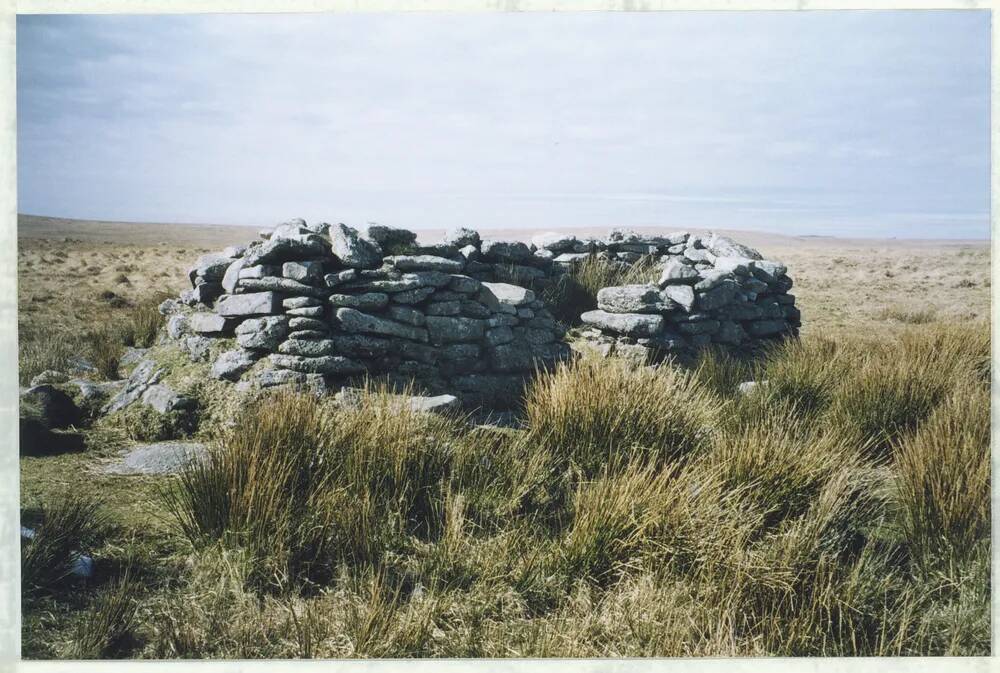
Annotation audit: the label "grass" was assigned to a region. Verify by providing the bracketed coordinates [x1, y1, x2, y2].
[21, 496, 109, 596]
[17, 290, 992, 657]
[18, 291, 168, 384]
[541, 254, 659, 324]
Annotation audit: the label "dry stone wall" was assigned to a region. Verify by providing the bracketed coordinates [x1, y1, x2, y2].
[560, 231, 801, 364]
[160, 219, 571, 408]
[159, 219, 799, 406]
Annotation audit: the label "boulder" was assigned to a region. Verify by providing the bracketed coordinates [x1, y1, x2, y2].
[387, 305, 426, 326]
[335, 307, 429, 342]
[443, 227, 481, 248]
[696, 282, 738, 311]
[425, 316, 487, 343]
[329, 292, 390, 311]
[694, 270, 734, 291]
[330, 223, 383, 269]
[188, 253, 233, 284]
[480, 239, 531, 263]
[657, 259, 699, 286]
[237, 277, 326, 297]
[242, 234, 328, 267]
[385, 255, 465, 273]
[580, 310, 664, 338]
[216, 292, 282, 317]
[235, 316, 289, 350]
[278, 339, 337, 357]
[188, 312, 232, 335]
[21, 385, 80, 429]
[531, 232, 579, 253]
[284, 296, 322, 309]
[746, 320, 790, 337]
[359, 223, 418, 253]
[706, 234, 762, 261]
[661, 284, 695, 312]
[282, 260, 324, 284]
[30, 370, 69, 387]
[596, 285, 674, 314]
[480, 282, 535, 311]
[221, 257, 246, 294]
[166, 314, 190, 340]
[211, 349, 261, 381]
[269, 354, 366, 375]
[141, 384, 195, 414]
[103, 359, 162, 414]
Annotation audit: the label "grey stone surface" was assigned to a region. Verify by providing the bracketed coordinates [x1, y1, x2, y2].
[336, 307, 429, 341]
[580, 310, 664, 337]
[141, 384, 194, 414]
[216, 292, 282, 317]
[221, 257, 246, 294]
[694, 270, 734, 291]
[359, 223, 417, 252]
[282, 260, 324, 284]
[331, 223, 383, 269]
[597, 285, 673, 314]
[269, 353, 366, 375]
[657, 258, 699, 286]
[104, 441, 207, 476]
[661, 284, 695, 312]
[386, 255, 465, 273]
[426, 316, 486, 343]
[103, 359, 162, 414]
[443, 227, 481, 248]
[480, 282, 535, 310]
[237, 277, 326, 297]
[329, 292, 390, 311]
[235, 316, 289, 350]
[278, 338, 337, 357]
[387, 305, 426, 326]
[283, 296, 322, 309]
[166, 314, 190, 340]
[211, 349, 260, 381]
[481, 239, 532, 263]
[391, 286, 436, 304]
[286, 306, 325, 318]
[243, 234, 328, 267]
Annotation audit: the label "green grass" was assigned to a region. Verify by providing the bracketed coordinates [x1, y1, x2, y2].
[18, 319, 992, 658]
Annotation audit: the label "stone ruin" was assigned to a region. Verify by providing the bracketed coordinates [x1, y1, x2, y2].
[157, 219, 800, 408]
[574, 230, 800, 365]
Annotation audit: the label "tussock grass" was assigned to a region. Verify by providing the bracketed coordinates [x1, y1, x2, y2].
[894, 383, 990, 566]
[165, 384, 460, 590]
[22, 321, 992, 658]
[524, 354, 719, 476]
[71, 570, 139, 658]
[21, 497, 107, 595]
[877, 306, 938, 324]
[84, 326, 125, 380]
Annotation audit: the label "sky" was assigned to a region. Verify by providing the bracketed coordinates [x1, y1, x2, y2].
[16, 11, 990, 238]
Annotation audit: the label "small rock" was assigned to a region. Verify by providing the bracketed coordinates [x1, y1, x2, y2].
[211, 349, 260, 381]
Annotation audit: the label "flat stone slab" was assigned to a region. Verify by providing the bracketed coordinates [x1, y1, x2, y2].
[104, 441, 207, 475]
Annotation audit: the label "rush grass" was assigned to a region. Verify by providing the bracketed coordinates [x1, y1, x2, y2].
[21, 321, 991, 658]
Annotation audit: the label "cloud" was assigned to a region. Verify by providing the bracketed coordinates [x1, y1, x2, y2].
[16, 11, 989, 238]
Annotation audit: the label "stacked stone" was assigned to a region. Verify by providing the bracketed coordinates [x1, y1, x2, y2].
[574, 232, 800, 364]
[162, 219, 570, 407]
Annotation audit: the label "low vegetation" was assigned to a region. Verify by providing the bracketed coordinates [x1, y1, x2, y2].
[20, 317, 990, 658]
[541, 254, 658, 324]
[19, 291, 168, 384]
